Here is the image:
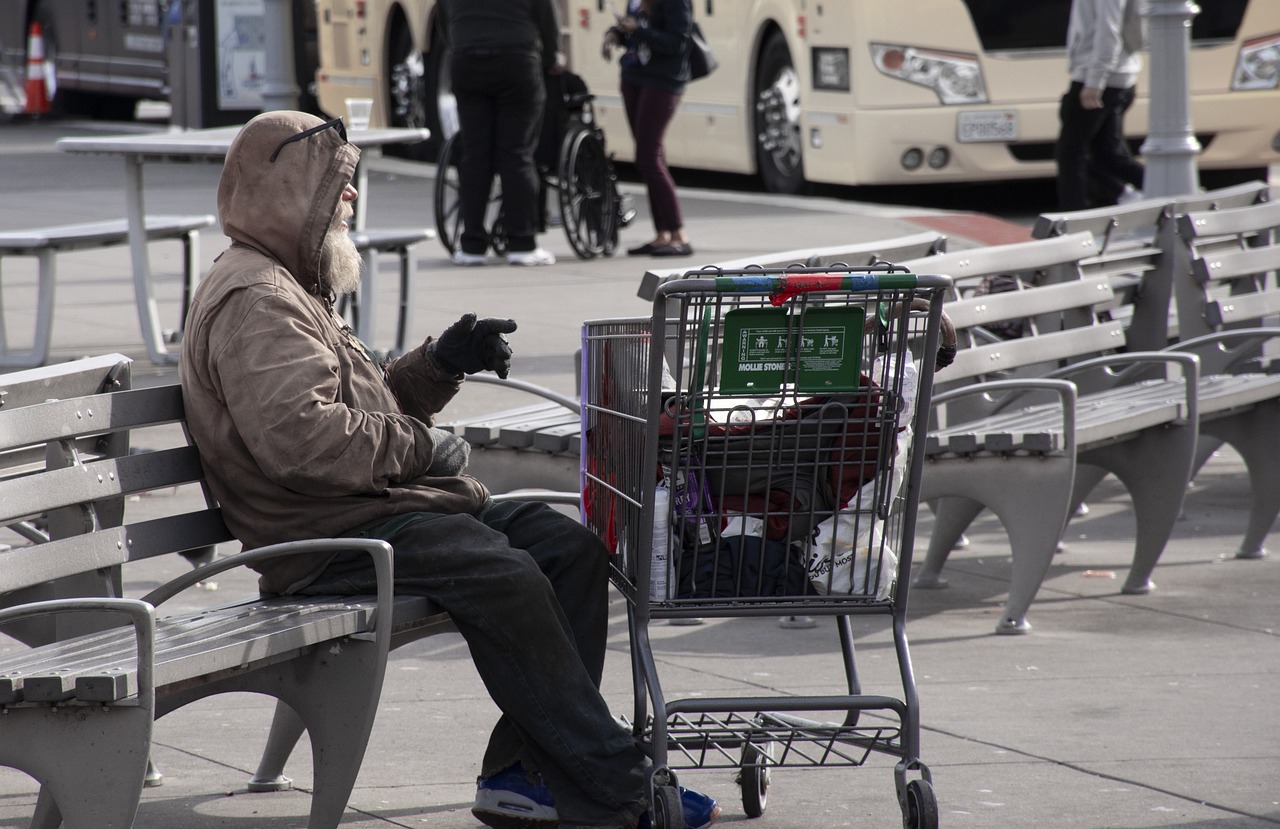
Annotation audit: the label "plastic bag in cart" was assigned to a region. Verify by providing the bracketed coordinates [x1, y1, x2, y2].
[804, 359, 917, 599]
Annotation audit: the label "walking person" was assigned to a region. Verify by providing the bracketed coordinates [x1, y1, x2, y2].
[603, 0, 695, 257]
[442, 0, 562, 266]
[1054, 0, 1147, 211]
[180, 110, 721, 829]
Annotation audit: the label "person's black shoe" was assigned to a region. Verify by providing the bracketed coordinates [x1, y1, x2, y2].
[650, 243, 694, 257]
[627, 242, 657, 256]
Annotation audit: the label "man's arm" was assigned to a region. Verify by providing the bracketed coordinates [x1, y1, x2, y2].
[213, 292, 437, 496]
[1081, 0, 1129, 106]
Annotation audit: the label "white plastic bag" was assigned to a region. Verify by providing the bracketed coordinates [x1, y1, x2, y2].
[805, 354, 915, 600]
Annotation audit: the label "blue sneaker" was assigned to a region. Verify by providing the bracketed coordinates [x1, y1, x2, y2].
[472, 763, 559, 829]
[637, 786, 721, 829]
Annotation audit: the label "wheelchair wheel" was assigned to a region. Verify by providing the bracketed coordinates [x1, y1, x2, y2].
[433, 133, 464, 255]
[433, 133, 507, 256]
[558, 127, 616, 260]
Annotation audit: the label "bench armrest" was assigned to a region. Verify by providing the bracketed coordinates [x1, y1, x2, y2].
[1046, 351, 1200, 424]
[0, 597, 156, 709]
[141, 538, 394, 649]
[466, 374, 581, 415]
[1165, 326, 1280, 359]
[931, 378, 1079, 456]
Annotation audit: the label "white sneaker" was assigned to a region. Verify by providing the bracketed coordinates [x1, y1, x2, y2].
[1116, 184, 1145, 205]
[507, 248, 556, 266]
[452, 250, 487, 266]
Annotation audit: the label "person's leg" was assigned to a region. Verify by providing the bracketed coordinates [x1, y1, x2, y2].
[1055, 80, 1106, 211]
[492, 54, 547, 253]
[298, 506, 647, 828]
[1089, 85, 1145, 193]
[453, 55, 500, 257]
[622, 81, 685, 248]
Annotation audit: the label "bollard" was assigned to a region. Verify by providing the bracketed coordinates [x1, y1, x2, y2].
[1140, 0, 1202, 197]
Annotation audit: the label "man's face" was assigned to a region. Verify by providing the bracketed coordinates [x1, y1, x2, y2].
[322, 186, 362, 296]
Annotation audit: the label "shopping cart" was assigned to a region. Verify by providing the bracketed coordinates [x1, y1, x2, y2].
[581, 265, 950, 829]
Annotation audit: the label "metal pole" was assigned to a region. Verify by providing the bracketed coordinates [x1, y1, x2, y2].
[259, 0, 299, 112]
[1140, 0, 1201, 197]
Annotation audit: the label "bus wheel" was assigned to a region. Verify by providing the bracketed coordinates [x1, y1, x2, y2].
[753, 32, 804, 194]
[386, 17, 429, 159]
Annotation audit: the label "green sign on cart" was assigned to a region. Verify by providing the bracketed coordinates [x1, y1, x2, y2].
[720, 306, 865, 393]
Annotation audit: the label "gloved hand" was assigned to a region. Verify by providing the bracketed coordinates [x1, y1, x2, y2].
[425, 427, 470, 477]
[430, 313, 518, 379]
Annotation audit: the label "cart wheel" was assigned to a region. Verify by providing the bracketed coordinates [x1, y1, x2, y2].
[738, 741, 771, 818]
[652, 785, 686, 829]
[902, 779, 938, 829]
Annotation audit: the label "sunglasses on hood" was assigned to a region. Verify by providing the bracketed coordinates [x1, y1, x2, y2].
[269, 117, 348, 163]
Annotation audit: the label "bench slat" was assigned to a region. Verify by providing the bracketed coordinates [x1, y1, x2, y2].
[946, 323, 1126, 380]
[458, 402, 569, 444]
[0, 446, 205, 525]
[0, 386, 185, 455]
[0, 215, 213, 252]
[498, 412, 581, 449]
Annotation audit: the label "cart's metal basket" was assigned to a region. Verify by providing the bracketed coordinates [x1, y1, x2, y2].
[580, 266, 950, 829]
[583, 267, 949, 618]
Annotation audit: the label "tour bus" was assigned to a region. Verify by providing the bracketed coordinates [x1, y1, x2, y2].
[0, 1, 318, 121]
[312, 0, 1280, 192]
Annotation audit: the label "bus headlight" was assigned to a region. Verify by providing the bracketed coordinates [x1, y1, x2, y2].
[1232, 33, 1280, 90]
[871, 44, 987, 105]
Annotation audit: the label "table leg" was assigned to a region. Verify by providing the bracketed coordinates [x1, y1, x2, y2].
[353, 157, 376, 346]
[123, 156, 177, 365]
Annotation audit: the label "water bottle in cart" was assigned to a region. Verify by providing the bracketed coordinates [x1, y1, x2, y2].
[650, 485, 674, 601]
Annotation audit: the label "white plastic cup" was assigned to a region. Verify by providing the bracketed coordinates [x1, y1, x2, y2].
[344, 98, 372, 130]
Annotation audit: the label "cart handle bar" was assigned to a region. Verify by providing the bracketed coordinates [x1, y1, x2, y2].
[710, 273, 925, 306]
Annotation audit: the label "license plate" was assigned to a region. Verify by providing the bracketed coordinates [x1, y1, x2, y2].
[957, 110, 1018, 143]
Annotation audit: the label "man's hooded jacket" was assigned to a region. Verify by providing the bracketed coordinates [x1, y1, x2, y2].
[180, 111, 488, 594]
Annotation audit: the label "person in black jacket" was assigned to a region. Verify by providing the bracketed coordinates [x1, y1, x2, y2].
[442, 0, 562, 266]
[603, 0, 695, 257]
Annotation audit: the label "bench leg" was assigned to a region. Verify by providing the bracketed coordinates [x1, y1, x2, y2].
[248, 701, 307, 791]
[1200, 402, 1280, 559]
[2, 705, 152, 829]
[178, 229, 202, 336]
[155, 632, 389, 829]
[0, 249, 56, 369]
[1078, 422, 1198, 595]
[395, 247, 414, 356]
[917, 453, 1076, 634]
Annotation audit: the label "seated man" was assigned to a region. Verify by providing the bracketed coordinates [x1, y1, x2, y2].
[179, 110, 719, 829]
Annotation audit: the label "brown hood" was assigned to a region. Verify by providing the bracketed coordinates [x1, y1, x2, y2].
[217, 111, 360, 295]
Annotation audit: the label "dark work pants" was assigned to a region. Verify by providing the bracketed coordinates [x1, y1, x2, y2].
[452, 51, 546, 254]
[1055, 81, 1145, 211]
[297, 500, 648, 828]
[621, 80, 684, 233]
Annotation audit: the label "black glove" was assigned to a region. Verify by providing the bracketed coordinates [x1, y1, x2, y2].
[425, 427, 470, 476]
[430, 313, 518, 379]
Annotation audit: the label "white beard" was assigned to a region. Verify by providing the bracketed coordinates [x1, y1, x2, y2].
[322, 224, 363, 297]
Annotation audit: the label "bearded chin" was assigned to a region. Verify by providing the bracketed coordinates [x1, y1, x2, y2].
[321, 227, 363, 297]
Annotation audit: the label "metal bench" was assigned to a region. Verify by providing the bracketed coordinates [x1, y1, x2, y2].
[1032, 180, 1275, 351]
[894, 233, 1202, 633]
[1169, 198, 1280, 559]
[1035, 183, 1280, 561]
[0, 354, 453, 829]
[0, 215, 214, 369]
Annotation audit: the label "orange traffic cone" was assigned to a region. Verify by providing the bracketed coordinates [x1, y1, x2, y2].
[24, 21, 51, 115]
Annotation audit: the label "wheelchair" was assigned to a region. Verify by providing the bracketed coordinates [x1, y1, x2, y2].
[434, 73, 635, 260]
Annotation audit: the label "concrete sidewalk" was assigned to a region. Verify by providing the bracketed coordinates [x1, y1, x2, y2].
[1, 119, 1277, 829]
